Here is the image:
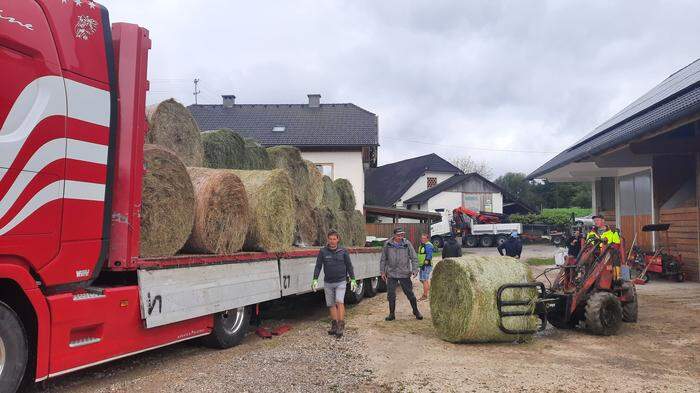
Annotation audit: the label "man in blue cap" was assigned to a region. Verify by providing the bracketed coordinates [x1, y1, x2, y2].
[497, 231, 522, 259]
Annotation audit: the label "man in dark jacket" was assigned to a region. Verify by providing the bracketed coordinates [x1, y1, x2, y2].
[312, 230, 357, 338]
[566, 229, 582, 257]
[442, 233, 462, 258]
[497, 231, 522, 259]
[380, 228, 423, 321]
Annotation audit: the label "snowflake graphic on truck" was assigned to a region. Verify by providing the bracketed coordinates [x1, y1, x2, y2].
[75, 15, 98, 40]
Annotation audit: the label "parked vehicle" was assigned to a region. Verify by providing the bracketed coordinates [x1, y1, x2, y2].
[0, 3, 381, 391]
[430, 208, 522, 248]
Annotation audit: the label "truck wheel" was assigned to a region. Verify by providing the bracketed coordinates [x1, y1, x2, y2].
[345, 279, 365, 304]
[202, 306, 250, 349]
[0, 301, 28, 393]
[621, 282, 638, 323]
[495, 235, 508, 247]
[479, 236, 494, 248]
[364, 277, 380, 298]
[584, 292, 623, 336]
[464, 236, 478, 248]
[431, 236, 444, 249]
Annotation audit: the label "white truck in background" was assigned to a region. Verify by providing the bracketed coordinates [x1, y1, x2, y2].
[430, 208, 522, 248]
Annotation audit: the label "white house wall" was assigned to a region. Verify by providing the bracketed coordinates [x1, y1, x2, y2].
[301, 151, 364, 210]
[396, 172, 455, 208]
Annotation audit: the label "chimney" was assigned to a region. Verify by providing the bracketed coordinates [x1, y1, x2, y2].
[222, 95, 236, 108]
[307, 94, 321, 108]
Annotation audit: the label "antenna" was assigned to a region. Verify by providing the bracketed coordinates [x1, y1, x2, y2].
[193, 78, 201, 104]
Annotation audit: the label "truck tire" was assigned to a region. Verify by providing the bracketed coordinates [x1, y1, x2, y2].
[584, 292, 623, 336]
[463, 236, 478, 248]
[479, 236, 494, 248]
[495, 235, 508, 247]
[621, 282, 638, 323]
[202, 306, 250, 349]
[346, 279, 365, 304]
[0, 301, 28, 393]
[364, 277, 380, 298]
[430, 236, 444, 249]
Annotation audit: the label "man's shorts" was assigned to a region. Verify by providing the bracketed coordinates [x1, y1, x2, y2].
[324, 280, 346, 307]
[419, 265, 433, 282]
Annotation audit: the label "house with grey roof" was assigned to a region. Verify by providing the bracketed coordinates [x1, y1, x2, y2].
[189, 94, 378, 209]
[529, 57, 700, 281]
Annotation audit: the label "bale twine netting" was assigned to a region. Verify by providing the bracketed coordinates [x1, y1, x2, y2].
[201, 129, 273, 170]
[333, 178, 356, 211]
[232, 169, 295, 252]
[182, 167, 250, 254]
[321, 176, 340, 210]
[141, 144, 195, 257]
[267, 146, 322, 207]
[430, 256, 539, 343]
[146, 99, 204, 167]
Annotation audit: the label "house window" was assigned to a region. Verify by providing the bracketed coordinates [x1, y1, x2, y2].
[427, 177, 437, 188]
[272, 125, 286, 132]
[315, 163, 334, 178]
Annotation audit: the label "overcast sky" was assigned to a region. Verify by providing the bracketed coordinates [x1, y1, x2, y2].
[103, 0, 700, 177]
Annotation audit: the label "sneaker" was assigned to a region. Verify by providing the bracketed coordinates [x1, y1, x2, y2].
[385, 314, 395, 321]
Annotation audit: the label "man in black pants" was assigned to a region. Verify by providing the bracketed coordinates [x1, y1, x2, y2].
[380, 228, 423, 321]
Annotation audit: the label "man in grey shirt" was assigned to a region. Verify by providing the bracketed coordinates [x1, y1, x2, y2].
[380, 228, 423, 321]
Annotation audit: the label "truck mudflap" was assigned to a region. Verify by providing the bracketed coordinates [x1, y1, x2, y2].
[137, 260, 280, 328]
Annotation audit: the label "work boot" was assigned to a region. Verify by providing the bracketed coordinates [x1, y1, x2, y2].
[335, 320, 345, 338]
[385, 314, 395, 321]
[328, 320, 337, 335]
[414, 311, 424, 320]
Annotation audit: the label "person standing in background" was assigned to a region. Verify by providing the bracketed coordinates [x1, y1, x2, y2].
[497, 231, 523, 259]
[417, 233, 434, 301]
[380, 228, 423, 321]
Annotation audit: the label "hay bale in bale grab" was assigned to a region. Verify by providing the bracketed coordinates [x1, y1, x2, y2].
[140, 144, 195, 257]
[232, 169, 295, 252]
[182, 167, 250, 254]
[430, 256, 539, 343]
[201, 129, 272, 170]
[146, 99, 204, 167]
[321, 176, 340, 210]
[267, 146, 323, 208]
[333, 178, 356, 211]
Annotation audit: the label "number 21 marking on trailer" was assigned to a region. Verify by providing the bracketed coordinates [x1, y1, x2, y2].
[282, 275, 291, 289]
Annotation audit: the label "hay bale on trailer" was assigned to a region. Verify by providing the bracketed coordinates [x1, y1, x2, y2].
[430, 255, 539, 343]
[201, 129, 273, 170]
[182, 168, 250, 254]
[321, 176, 340, 210]
[146, 99, 204, 167]
[344, 210, 366, 247]
[314, 206, 341, 246]
[294, 201, 318, 246]
[333, 178, 356, 212]
[140, 144, 195, 257]
[304, 160, 324, 208]
[267, 146, 322, 207]
[232, 169, 295, 252]
[243, 138, 273, 170]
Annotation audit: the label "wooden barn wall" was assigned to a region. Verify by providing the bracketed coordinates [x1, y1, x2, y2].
[365, 223, 429, 249]
[659, 207, 699, 281]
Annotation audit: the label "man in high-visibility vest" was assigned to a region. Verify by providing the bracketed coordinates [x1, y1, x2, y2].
[586, 215, 621, 246]
[417, 233, 434, 301]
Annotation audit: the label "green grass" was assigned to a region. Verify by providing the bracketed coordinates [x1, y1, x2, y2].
[526, 257, 555, 266]
[541, 207, 592, 217]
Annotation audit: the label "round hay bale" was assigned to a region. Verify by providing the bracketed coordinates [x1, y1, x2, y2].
[201, 129, 246, 169]
[146, 99, 204, 167]
[183, 167, 250, 254]
[314, 206, 338, 246]
[232, 169, 295, 252]
[243, 138, 273, 170]
[304, 160, 324, 207]
[333, 178, 356, 211]
[344, 210, 366, 247]
[141, 144, 195, 257]
[321, 176, 340, 210]
[267, 146, 321, 206]
[294, 201, 317, 246]
[430, 256, 539, 343]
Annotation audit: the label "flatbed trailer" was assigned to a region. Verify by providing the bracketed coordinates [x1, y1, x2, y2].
[0, 3, 382, 391]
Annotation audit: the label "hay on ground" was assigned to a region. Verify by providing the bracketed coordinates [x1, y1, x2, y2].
[430, 256, 539, 343]
[333, 178, 356, 212]
[146, 99, 204, 166]
[182, 167, 250, 254]
[321, 176, 340, 210]
[304, 160, 324, 208]
[141, 144, 195, 257]
[232, 169, 295, 252]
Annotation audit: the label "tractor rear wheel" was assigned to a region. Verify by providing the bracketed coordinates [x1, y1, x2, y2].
[621, 282, 638, 323]
[585, 292, 623, 336]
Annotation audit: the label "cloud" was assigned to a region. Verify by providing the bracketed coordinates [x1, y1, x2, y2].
[102, 0, 700, 177]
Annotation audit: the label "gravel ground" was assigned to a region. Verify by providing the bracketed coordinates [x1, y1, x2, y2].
[29, 247, 699, 393]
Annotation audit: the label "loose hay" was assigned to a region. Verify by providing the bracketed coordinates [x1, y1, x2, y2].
[430, 256, 539, 343]
[232, 169, 295, 252]
[201, 129, 273, 170]
[141, 144, 195, 257]
[146, 99, 204, 167]
[183, 167, 250, 254]
[321, 176, 340, 210]
[333, 178, 356, 211]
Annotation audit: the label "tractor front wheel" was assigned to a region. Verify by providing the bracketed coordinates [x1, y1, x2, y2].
[621, 282, 638, 323]
[585, 292, 623, 336]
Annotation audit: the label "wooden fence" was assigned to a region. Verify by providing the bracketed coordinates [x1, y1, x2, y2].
[365, 223, 430, 249]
